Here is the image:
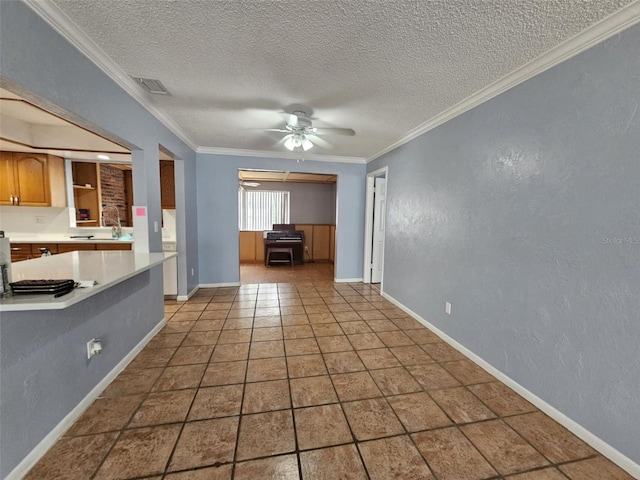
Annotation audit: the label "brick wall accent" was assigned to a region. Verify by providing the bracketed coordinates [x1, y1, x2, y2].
[99, 164, 129, 226]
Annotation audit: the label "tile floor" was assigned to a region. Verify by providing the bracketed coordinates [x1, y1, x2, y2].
[25, 264, 634, 479]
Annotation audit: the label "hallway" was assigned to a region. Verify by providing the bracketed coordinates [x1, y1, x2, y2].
[25, 266, 633, 479]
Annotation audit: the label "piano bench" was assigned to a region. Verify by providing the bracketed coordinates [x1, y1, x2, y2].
[266, 247, 294, 267]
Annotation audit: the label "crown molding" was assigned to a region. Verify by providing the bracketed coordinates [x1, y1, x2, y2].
[366, 0, 640, 163]
[22, 0, 199, 152]
[197, 146, 366, 164]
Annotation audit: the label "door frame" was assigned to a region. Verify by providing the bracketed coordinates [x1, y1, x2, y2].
[363, 166, 388, 285]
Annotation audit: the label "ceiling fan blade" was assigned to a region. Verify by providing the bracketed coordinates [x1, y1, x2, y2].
[265, 128, 290, 133]
[314, 127, 356, 136]
[307, 135, 332, 149]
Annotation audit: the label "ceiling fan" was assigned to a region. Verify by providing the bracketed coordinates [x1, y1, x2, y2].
[266, 104, 355, 152]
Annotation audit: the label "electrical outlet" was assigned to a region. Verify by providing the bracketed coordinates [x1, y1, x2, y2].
[304, 245, 309, 251]
[154, 221, 159, 233]
[191, 268, 194, 276]
[34, 216, 45, 224]
[445, 302, 452, 315]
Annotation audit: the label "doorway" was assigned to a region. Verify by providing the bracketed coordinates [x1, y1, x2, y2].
[363, 167, 388, 285]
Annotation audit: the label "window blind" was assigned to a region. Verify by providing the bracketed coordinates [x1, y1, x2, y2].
[238, 190, 290, 231]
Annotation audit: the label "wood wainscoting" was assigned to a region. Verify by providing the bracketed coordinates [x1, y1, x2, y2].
[239, 224, 335, 263]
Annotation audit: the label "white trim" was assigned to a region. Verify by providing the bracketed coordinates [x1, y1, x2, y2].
[366, 2, 640, 163]
[7, 318, 167, 480]
[22, 0, 198, 151]
[363, 167, 388, 284]
[198, 282, 242, 288]
[380, 291, 640, 478]
[176, 284, 200, 302]
[197, 146, 365, 164]
[334, 277, 363, 283]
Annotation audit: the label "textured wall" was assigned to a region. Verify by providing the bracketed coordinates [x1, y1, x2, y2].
[368, 24, 640, 463]
[197, 154, 365, 283]
[0, 266, 164, 478]
[249, 181, 336, 225]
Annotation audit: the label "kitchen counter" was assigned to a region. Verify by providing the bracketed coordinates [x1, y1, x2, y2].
[6, 234, 134, 244]
[0, 250, 171, 311]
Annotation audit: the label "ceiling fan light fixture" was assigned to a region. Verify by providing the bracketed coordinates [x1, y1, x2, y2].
[284, 136, 295, 151]
[302, 137, 313, 151]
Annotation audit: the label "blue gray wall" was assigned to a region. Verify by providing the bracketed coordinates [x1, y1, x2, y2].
[198, 154, 365, 283]
[368, 24, 640, 463]
[249, 181, 336, 224]
[0, 0, 199, 296]
[0, 267, 164, 478]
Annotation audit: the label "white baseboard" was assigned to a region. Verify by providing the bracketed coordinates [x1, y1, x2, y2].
[7, 318, 167, 480]
[177, 284, 200, 301]
[380, 291, 640, 479]
[198, 282, 241, 288]
[334, 277, 364, 283]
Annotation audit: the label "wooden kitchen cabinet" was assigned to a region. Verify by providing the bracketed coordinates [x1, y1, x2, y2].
[71, 161, 101, 227]
[160, 160, 176, 209]
[0, 152, 65, 207]
[9, 243, 33, 262]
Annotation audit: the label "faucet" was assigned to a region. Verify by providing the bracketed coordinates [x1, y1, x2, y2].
[101, 205, 122, 238]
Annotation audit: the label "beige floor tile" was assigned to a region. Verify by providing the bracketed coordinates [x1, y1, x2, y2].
[164, 465, 232, 479]
[228, 308, 255, 319]
[283, 324, 314, 339]
[290, 375, 338, 408]
[217, 328, 252, 344]
[340, 320, 373, 334]
[161, 320, 195, 334]
[170, 311, 201, 321]
[461, 419, 549, 475]
[210, 342, 250, 362]
[421, 342, 465, 362]
[152, 364, 206, 392]
[201, 360, 247, 386]
[129, 389, 196, 428]
[441, 359, 495, 385]
[468, 381, 536, 417]
[236, 410, 296, 461]
[323, 351, 366, 374]
[405, 327, 442, 344]
[387, 392, 452, 432]
[246, 357, 288, 382]
[222, 318, 254, 329]
[389, 345, 434, 366]
[235, 454, 300, 480]
[146, 333, 187, 349]
[251, 326, 283, 341]
[365, 319, 400, 332]
[316, 335, 353, 353]
[198, 309, 229, 320]
[356, 310, 388, 320]
[169, 345, 214, 366]
[376, 330, 415, 347]
[559, 456, 635, 480]
[355, 348, 400, 369]
[249, 339, 285, 359]
[406, 364, 461, 390]
[300, 444, 368, 480]
[412, 427, 498, 480]
[331, 371, 382, 401]
[101, 367, 164, 397]
[358, 435, 434, 480]
[342, 398, 404, 441]
[509, 468, 569, 480]
[307, 313, 337, 324]
[182, 330, 220, 347]
[242, 379, 291, 413]
[189, 384, 244, 420]
[329, 304, 355, 314]
[285, 337, 321, 356]
[430, 387, 496, 424]
[295, 403, 353, 450]
[24, 433, 117, 480]
[127, 347, 177, 369]
[282, 314, 310, 325]
[287, 354, 328, 378]
[347, 333, 385, 350]
[168, 417, 238, 471]
[66, 394, 144, 436]
[305, 305, 331, 315]
[311, 323, 344, 336]
[506, 412, 596, 463]
[94, 425, 181, 479]
[190, 319, 224, 331]
[253, 315, 282, 327]
[369, 366, 423, 396]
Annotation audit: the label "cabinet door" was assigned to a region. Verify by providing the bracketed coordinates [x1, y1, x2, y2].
[10, 243, 33, 262]
[0, 152, 16, 205]
[312, 225, 331, 260]
[13, 153, 50, 206]
[160, 160, 176, 209]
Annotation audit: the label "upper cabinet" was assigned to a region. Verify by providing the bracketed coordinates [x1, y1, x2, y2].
[0, 152, 66, 207]
[160, 160, 176, 209]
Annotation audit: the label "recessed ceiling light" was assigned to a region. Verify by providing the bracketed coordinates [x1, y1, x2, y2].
[97, 154, 110, 160]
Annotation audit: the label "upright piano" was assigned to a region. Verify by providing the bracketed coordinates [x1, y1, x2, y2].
[263, 229, 305, 265]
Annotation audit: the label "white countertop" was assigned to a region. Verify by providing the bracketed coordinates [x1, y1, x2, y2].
[7, 234, 134, 244]
[0, 251, 174, 312]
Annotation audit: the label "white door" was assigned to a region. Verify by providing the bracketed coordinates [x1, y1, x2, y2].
[371, 177, 386, 283]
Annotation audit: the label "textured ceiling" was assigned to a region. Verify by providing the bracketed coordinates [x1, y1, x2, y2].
[45, 0, 635, 160]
